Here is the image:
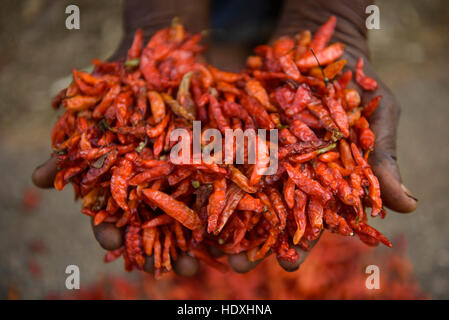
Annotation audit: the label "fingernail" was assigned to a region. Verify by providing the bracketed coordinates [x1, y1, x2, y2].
[401, 184, 418, 202]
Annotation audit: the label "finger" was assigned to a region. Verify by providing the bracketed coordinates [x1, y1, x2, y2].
[277, 247, 309, 272]
[91, 219, 124, 250]
[173, 254, 199, 277]
[369, 150, 417, 213]
[228, 252, 261, 274]
[277, 237, 320, 272]
[366, 88, 417, 213]
[32, 157, 58, 189]
[143, 255, 199, 276]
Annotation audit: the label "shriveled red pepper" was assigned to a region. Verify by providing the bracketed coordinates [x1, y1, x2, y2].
[296, 43, 345, 69]
[363, 95, 382, 118]
[285, 162, 332, 204]
[142, 189, 202, 230]
[355, 57, 378, 91]
[309, 15, 337, 52]
[207, 177, 227, 234]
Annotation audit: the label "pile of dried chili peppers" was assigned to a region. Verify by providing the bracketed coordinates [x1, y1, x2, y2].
[50, 17, 388, 277]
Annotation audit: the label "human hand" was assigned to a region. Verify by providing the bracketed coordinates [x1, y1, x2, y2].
[343, 51, 418, 213]
[274, 0, 417, 212]
[243, 0, 417, 273]
[32, 0, 211, 277]
[31, 156, 200, 276]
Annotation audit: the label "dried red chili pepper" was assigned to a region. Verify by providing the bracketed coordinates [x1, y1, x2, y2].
[363, 95, 382, 118]
[351, 143, 382, 216]
[125, 220, 145, 269]
[344, 88, 361, 110]
[355, 57, 378, 91]
[229, 165, 257, 194]
[249, 135, 270, 186]
[110, 157, 134, 212]
[147, 91, 166, 124]
[142, 227, 157, 256]
[215, 184, 245, 235]
[245, 79, 276, 112]
[324, 94, 350, 138]
[142, 189, 202, 230]
[142, 214, 174, 228]
[323, 59, 346, 80]
[279, 54, 301, 81]
[127, 28, 143, 60]
[285, 162, 332, 204]
[283, 178, 296, 209]
[251, 228, 279, 261]
[237, 194, 264, 213]
[296, 43, 345, 69]
[307, 102, 341, 139]
[207, 177, 227, 233]
[208, 65, 241, 83]
[63, 95, 100, 112]
[354, 116, 375, 150]
[267, 187, 288, 231]
[310, 15, 337, 52]
[289, 119, 319, 143]
[318, 151, 339, 162]
[292, 190, 307, 244]
[129, 163, 173, 186]
[208, 93, 230, 133]
[241, 95, 274, 130]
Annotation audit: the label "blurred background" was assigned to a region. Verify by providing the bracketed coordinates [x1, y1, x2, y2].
[0, 0, 448, 299]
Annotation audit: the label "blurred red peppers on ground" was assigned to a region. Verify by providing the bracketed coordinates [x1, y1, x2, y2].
[48, 232, 427, 300]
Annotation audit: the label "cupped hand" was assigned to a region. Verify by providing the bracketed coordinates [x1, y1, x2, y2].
[273, 0, 418, 213]
[255, 0, 418, 272]
[32, 156, 201, 276]
[343, 47, 417, 213]
[31, 0, 211, 277]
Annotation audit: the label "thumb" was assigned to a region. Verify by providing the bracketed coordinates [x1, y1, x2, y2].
[369, 149, 417, 213]
[367, 88, 418, 213]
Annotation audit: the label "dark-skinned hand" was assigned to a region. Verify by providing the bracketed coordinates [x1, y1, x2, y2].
[274, 0, 418, 213]
[33, 0, 207, 277]
[264, 0, 419, 271]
